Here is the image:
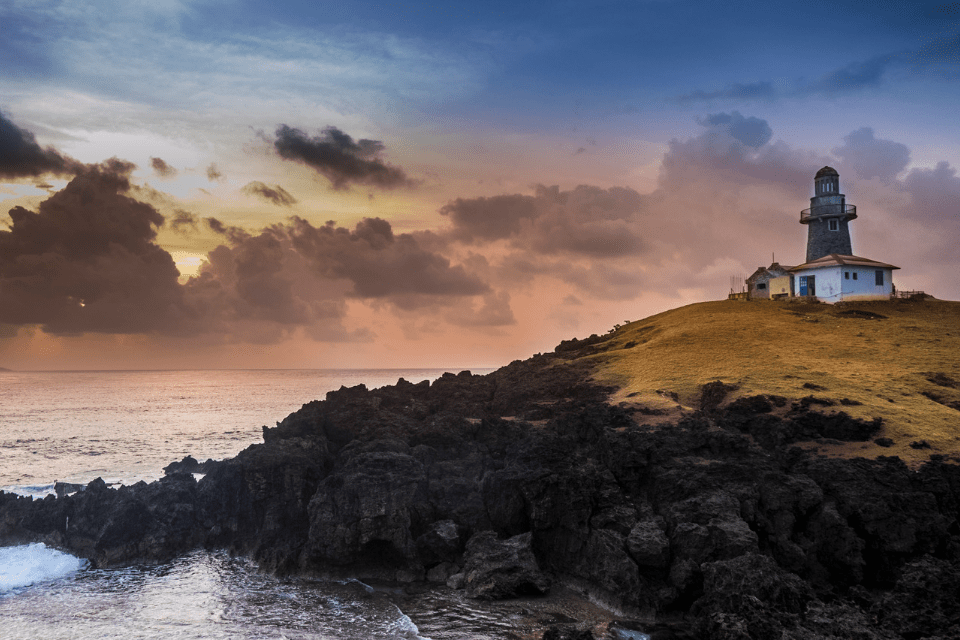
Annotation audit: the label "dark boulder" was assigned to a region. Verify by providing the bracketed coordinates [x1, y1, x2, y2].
[460, 531, 551, 600]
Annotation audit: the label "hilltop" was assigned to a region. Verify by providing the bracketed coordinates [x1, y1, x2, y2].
[578, 297, 960, 467]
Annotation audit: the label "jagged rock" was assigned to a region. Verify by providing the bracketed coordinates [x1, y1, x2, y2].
[461, 531, 551, 599]
[54, 481, 85, 498]
[416, 519, 465, 566]
[425, 561, 458, 583]
[626, 518, 670, 569]
[874, 556, 960, 638]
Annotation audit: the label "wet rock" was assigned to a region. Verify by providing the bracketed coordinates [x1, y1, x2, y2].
[54, 481, 85, 498]
[416, 519, 465, 567]
[425, 561, 458, 583]
[461, 531, 551, 600]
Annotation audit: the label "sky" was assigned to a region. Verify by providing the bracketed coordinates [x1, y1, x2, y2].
[1, 0, 959, 370]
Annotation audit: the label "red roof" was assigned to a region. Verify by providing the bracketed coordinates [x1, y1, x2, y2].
[788, 254, 900, 272]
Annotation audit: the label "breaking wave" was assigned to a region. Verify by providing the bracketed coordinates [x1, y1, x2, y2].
[0, 543, 85, 592]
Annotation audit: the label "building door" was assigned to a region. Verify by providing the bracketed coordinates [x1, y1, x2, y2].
[799, 276, 808, 296]
[808, 275, 816, 297]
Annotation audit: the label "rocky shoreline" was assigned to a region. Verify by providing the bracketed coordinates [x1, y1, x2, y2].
[2, 343, 959, 639]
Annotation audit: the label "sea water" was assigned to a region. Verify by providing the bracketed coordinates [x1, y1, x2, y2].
[0, 369, 629, 639]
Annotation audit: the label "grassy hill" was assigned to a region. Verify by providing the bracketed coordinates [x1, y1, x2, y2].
[580, 297, 960, 466]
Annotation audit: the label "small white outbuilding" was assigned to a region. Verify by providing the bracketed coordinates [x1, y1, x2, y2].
[788, 254, 899, 303]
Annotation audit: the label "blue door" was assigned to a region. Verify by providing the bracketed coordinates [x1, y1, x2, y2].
[799, 276, 808, 296]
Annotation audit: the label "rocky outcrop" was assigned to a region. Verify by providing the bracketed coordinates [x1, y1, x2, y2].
[458, 531, 551, 599]
[2, 351, 959, 639]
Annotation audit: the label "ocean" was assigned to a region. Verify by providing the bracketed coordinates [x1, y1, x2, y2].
[0, 369, 626, 639]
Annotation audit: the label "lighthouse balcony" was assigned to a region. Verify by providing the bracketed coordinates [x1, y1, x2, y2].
[800, 204, 857, 223]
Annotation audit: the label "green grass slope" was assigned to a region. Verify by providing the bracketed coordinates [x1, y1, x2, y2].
[581, 298, 960, 466]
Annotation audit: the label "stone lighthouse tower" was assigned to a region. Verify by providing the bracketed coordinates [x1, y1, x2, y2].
[801, 166, 857, 262]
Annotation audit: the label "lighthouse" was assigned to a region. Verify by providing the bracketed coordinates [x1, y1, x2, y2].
[800, 166, 856, 263]
[740, 166, 901, 302]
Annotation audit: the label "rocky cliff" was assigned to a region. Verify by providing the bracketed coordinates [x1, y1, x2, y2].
[2, 306, 960, 639]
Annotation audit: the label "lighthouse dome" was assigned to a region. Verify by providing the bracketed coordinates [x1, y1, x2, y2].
[815, 166, 839, 179]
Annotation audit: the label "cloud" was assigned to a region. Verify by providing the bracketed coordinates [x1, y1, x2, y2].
[0, 167, 496, 342]
[241, 181, 297, 207]
[676, 81, 777, 104]
[801, 52, 902, 96]
[205, 216, 249, 244]
[899, 161, 960, 251]
[0, 110, 80, 179]
[0, 164, 183, 334]
[206, 163, 223, 181]
[169, 209, 199, 234]
[675, 43, 949, 103]
[274, 125, 414, 190]
[698, 111, 772, 148]
[150, 157, 177, 178]
[288, 216, 489, 299]
[440, 193, 539, 242]
[659, 112, 823, 195]
[440, 185, 648, 257]
[832, 127, 910, 182]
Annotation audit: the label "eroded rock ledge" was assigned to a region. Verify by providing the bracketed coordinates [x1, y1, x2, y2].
[2, 351, 959, 639]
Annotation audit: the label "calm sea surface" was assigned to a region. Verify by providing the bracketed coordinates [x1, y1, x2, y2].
[0, 369, 628, 639]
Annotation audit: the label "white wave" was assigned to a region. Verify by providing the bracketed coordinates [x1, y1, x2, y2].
[386, 611, 431, 640]
[0, 543, 85, 591]
[1, 483, 57, 499]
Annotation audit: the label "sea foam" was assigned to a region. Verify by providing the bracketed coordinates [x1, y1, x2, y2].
[0, 543, 85, 591]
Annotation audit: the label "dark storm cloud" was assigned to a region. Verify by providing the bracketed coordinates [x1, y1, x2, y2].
[241, 181, 297, 207]
[0, 109, 80, 179]
[288, 217, 488, 299]
[676, 81, 777, 104]
[440, 185, 647, 257]
[273, 125, 413, 190]
[0, 166, 494, 340]
[150, 157, 177, 178]
[439, 193, 539, 242]
[0, 165, 183, 334]
[169, 209, 199, 233]
[832, 128, 910, 182]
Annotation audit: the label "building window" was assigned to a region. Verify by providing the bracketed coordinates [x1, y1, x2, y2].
[829, 219, 839, 231]
[853, 272, 858, 280]
[844, 271, 849, 279]
[875, 270, 884, 286]
[757, 283, 767, 290]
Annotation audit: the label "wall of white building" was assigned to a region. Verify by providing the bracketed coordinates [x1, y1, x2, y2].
[791, 266, 894, 302]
